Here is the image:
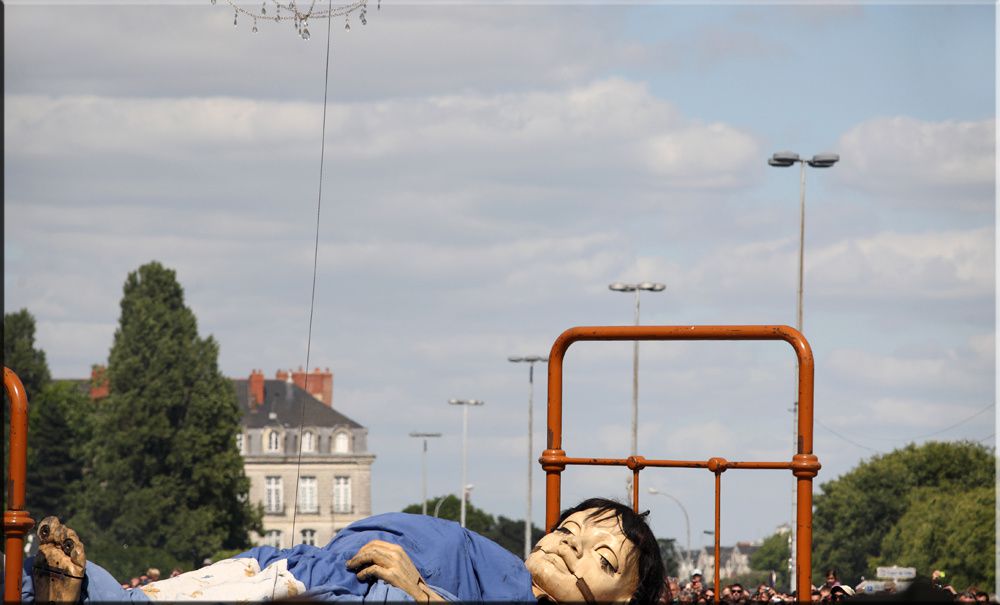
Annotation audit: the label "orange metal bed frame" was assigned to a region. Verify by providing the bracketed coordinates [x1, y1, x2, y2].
[541, 325, 820, 602]
[4, 324, 819, 603]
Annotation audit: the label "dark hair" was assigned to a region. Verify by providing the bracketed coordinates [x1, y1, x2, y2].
[555, 497, 664, 604]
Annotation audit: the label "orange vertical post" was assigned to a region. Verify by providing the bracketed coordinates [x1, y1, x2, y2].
[4, 367, 35, 604]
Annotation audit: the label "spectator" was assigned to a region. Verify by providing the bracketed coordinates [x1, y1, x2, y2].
[169, 567, 182, 578]
[830, 585, 854, 602]
[974, 591, 989, 603]
[824, 569, 840, 588]
[128, 577, 140, 588]
[728, 583, 748, 603]
[146, 567, 160, 582]
[138, 574, 149, 586]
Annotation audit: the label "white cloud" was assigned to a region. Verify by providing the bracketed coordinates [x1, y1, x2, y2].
[837, 117, 995, 210]
[811, 227, 994, 301]
[5, 79, 759, 194]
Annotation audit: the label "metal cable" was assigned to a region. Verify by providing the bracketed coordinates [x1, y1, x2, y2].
[277, 1, 334, 595]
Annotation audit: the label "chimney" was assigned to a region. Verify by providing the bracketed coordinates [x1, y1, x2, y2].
[90, 365, 109, 401]
[291, 366, 334, 407]
[249, 369, 264, 406]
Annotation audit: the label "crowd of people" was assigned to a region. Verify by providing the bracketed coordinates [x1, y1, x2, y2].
[659, 569, 995, 603]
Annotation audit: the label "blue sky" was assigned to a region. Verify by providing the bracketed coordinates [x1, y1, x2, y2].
[4, 1, 996, 554]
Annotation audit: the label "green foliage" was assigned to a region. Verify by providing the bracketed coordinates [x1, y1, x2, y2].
[3, 308, 52, 400]
[4, 308, 54, 517]
[657, 538, 680, 577]
[402, 495, 544, 559]
[877, 485, 995, 592]
[26, 381, 92, 520]
[71, 262, 261, 579]
[750, 531, 790, 590]
[812, 441, 995, 588]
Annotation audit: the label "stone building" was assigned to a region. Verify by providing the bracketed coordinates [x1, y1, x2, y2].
[234, 368, 374, 549]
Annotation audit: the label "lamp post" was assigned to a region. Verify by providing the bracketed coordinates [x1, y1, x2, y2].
[768, 150, 839, 589]
[508, 355, 548, 560]
[609, 281, 665, 497]
[448, 398, 484, 528]
[648, 487, 691, 568]
[409, 432, 442, 515]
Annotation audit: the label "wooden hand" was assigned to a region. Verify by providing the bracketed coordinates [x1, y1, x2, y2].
[346, 539, 445, 602]
[32, 516, 86, 603]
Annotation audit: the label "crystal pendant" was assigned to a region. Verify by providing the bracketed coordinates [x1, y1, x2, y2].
[261, 2, 266, 14]
[302, 27, 310, 39]
[210, 0, 216, 5]
[344, 17, 350, 31]
[234, 10, 238, 27]
[377, 0, 381, 10]
[252, 19, 258, 32]
[360, 10, 366, 25]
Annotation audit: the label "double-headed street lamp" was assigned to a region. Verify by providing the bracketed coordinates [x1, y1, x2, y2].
[409, 432, 442, 515]
[448, 398, 485, 528]
[768, 149, 839, 589]
[609, 281, 666, 497]
[648, 487, 691, 568]
[508, 354, 548, 560]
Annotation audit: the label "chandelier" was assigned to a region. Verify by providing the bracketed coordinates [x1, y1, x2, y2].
[213, 0, 374, 39]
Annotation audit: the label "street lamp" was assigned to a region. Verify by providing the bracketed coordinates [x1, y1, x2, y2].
[409, 432, 442, 515]
[448, 398, 485, 528]
[609, 281, 666, 498]
[508, 354, 548, 560]
[768, 149, 839, 590]
[648, 487, 691, 568]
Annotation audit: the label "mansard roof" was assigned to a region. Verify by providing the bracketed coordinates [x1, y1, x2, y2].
[233, 378, 363, 430]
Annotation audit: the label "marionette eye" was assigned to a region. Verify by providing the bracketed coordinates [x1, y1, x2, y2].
[39, 524, 50, 540]
[600, 556, 614, 574]
[556, 526, 571, 534]
[62, 539, 74, 556]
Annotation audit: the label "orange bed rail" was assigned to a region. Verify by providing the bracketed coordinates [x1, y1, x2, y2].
[4, 367, 35, 603]
[541, 325, 820, 602]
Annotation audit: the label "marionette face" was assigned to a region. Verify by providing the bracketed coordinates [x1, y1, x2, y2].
[525, 509, 638, 603]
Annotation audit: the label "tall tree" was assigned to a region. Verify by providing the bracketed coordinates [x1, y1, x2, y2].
[26, 381, 90, 520]
[4, 308, 54, 514]
[877, 485, 994, 592]
[72, 262, 260, 579]
[750, 531, 790, 590]
[811, 441, 994, 587]
[3, 309, 52, 400]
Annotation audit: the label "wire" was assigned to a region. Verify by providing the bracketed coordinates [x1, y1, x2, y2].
[284, 0, 334, 592]
[815, 419, 883, 454]
[907, 401, 995, 440]
[816, 401, 995, 444]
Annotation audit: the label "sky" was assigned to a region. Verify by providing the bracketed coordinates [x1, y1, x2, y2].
[4, 0, 996, 554]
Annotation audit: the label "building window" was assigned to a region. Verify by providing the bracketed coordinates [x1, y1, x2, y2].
[265, 476, 283, 513]
[301, 431, 315, 453]
[298, 476, 318, 513]
[235, 433, 244, 453]
[334, 432, 350, 454]
[333, 476, 351, 513]
[266, 430, 282, 453]
[300, 529, 316, 546]
[264, 530, 282, 548]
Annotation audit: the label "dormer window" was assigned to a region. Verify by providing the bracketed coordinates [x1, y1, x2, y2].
[267, 429, 282, 453]
[334, 432, 349, 454]
[301, 431, 315, 453]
